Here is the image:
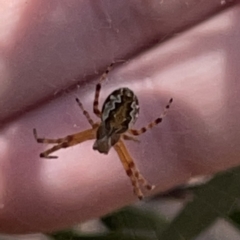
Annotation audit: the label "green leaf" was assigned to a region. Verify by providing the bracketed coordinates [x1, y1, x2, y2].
[228, 210, 240, 230]
[102, 206, 168, 234]
[50, 230, 156, 240]
[158, 166, 240, 240]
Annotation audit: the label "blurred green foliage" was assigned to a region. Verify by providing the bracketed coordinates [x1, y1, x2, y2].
[49, 166, 240, 240]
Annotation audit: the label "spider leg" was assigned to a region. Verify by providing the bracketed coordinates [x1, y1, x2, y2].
[133, 171, 155, 191]
[114, 139, 154, 199]
[122, 134, 140, 143]
[93, 63, 114, 118]
[33, 128, 66, 144]
[121, 136, 154, 190]
[114, 141, 143, 199]
[35, 127, 97, 159]
[39, 142, 67, 158]
[129, 98, 173, 136]
[76, 98, 95, 127]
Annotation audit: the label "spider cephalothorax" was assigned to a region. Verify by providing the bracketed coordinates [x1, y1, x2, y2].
[34, 63, 173, 199]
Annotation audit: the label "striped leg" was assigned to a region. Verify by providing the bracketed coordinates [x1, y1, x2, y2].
[114, 140, 143, 199]
[133, 170, 155, 191]
[76, 98, 94, 127]
[93, 63, 114, 117]
[122, 134, 140, 143]
[33, 128, 66, 144]
[114, 139, 154, 199]
[33, 127, 97, 159]
[129, 98, 173, 136]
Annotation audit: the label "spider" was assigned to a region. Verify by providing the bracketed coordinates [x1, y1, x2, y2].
[33, 63, 173, 200]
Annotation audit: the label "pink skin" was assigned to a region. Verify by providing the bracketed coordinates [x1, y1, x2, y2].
[0, 0, 239, 234]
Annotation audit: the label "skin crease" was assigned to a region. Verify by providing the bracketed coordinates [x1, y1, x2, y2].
[0, 0, 239, 234]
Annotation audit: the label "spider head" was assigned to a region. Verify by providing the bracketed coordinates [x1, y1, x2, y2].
[93, 123, 120, 154]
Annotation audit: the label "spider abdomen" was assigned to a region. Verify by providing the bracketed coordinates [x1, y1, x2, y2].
[101, 87, 139, 134]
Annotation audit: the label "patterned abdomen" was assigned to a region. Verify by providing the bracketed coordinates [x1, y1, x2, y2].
[101, 87, 139, 134]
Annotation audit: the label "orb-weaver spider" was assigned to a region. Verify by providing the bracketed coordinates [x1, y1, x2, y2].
[33, 63, 173, 200]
